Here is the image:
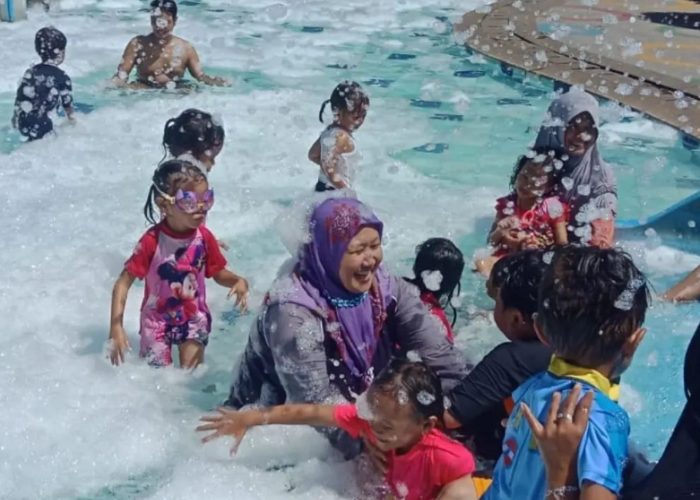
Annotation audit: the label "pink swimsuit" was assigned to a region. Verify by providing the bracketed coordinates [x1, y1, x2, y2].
[125, 222, 226, 366]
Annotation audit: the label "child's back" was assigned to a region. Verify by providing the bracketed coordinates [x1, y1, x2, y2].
[13, 28, 73, 141]
[483, 246, 649, 500]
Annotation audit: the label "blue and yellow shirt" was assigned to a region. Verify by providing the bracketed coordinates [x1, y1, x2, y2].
[483, 358, 629, 500]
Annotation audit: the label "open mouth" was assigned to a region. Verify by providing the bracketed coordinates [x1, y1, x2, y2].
[354, 270, 373, 284]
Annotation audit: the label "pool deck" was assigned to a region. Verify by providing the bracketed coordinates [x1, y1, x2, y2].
[456, 0, 700, 140]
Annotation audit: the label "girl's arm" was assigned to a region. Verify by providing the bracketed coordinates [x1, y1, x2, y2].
[322, 132, 353, 189]
[554, 220, 569, 245]
[109, 269, 136, 366]
[197, 404, 336, 455]
[213, 269, 249, 313]
[308, 138, 321, 166]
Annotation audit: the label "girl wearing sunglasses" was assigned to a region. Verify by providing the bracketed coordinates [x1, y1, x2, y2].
[108, 159, 248, 369]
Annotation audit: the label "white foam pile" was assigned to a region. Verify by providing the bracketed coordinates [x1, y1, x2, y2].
[0, 0, 697, 498]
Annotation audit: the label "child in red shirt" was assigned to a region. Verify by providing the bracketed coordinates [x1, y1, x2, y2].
[198, 359, 476, 500]
[108, 159, 248, 369]
[475, 148, 569, 276]
[405, 238, 465, 343]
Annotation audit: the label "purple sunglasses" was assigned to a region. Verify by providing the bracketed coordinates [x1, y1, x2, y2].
[155, 186, 215, 214]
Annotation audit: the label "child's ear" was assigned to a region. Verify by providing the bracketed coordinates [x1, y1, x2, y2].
[424, 416, 438, 433]
[533, 313, 551, 347]
[155, 196, 166, 211]
[622, 327, 647, 359]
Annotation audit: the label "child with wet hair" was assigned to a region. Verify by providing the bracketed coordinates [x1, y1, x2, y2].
[481, 246, 650, 500]
[109, 159, 248, 369]
[405, 238, 465, 343]
[198, 358, 477, 500]
[162, 108, 225, 173]
[12, 27, 74, 141]
[446, 249, 554, 462]
[476, 148, 568, 276]
[308, 81, 370, 192]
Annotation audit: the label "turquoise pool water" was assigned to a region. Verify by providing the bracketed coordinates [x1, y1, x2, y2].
[1, 1, 699, 499]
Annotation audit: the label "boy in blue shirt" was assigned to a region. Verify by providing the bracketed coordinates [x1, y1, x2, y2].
[12, 27, 74, 141]
[482, 247, 649, 500]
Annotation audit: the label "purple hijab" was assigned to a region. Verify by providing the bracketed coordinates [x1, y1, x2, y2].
[282, 198, 392, 394]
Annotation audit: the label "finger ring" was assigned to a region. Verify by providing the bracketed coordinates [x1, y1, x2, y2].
[556, 413, 573, 421]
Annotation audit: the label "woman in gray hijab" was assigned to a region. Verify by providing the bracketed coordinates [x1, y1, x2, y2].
[533, 91, 617, 247]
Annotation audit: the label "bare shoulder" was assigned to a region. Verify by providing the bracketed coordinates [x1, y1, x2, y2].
[334, 130, 354, 153]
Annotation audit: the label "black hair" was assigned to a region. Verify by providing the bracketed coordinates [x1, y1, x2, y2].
[407, 238, 465, 327]
[35, 27, 67, 62]
[319, 81, 370, 123]
[509, 147, 562, 192]
[162, 109, 225, 162]
[150, 0, 177, 18]
[538, 246, 650, 368]
[371, 358, 444, 424]
[143, 159, 207, 225]
[496, 248, 552, 324]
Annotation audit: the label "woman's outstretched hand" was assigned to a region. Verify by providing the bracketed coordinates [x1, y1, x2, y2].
[520, 383, 593, 486]
[196, 407, 251, 456]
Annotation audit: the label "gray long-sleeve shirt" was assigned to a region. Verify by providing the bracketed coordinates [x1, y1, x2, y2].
[226, 275, 467, 456]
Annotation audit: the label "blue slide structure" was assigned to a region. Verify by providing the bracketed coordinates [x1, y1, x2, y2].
[1, 0, 27, 22]
[616, 190, 700, 246]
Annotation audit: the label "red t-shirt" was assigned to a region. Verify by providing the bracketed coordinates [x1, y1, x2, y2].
[420, 292, 454, 343]
[125, 223, 227, 305]
[334, 405, 475, 500]
[494, 193, 569, 256]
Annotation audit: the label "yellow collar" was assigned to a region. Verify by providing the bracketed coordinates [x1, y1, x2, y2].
[548, 356, 620, 402]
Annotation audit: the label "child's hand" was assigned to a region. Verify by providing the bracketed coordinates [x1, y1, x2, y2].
[217, 239, 230, 251]
[497, 216, 519, 230]
[197, 407, 251, 456]
[109, 326, 130, 366]
[227, 278, 249, 313]
[361, 432, 388, 474]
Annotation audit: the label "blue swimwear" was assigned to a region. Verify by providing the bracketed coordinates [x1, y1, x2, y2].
[483, 358, 629, 500]
[14, 63, 73, 141]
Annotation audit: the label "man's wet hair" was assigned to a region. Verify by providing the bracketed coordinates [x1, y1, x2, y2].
[150, 0, 177, 19]
[538, 246, 650, 367]
[35, 27, 67, 62]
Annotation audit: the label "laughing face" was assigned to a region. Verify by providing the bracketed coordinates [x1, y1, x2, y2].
[564, 111, 598, 158]
[338, 227, 383, 294]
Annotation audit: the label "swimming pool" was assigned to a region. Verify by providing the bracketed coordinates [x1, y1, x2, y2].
[1, 1, 699, 499]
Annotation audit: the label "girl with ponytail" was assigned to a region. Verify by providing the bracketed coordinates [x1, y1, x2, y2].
[162, 109, 225, 174]
[308, 81, 369, 193]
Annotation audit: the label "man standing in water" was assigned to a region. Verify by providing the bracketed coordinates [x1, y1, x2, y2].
[113, 0, 226, 89]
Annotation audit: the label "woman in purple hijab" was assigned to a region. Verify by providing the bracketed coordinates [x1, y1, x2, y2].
[226, 197, 467, 456]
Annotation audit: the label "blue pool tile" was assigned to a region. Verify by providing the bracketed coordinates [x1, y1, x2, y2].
[410, 99, 442, 109]
[412, 32, 430, 37]
[676, 178, 700, 189]
[431, 114, 464, 122]
[497, 98, 531, 106]
[207, 8, 225, 12]
[326, 64, 353, 69]
[388, 53, 417, 60]
[364, 79, 394, 88]
[302, 26, 324, 33]
[414, 143, 449, 154]
[179, 0, 198, 5]
[454, 70, 486, 78]
[521, 87, 549, 98]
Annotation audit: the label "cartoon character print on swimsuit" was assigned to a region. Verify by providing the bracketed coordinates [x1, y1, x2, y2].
[132, 227, 214, 366]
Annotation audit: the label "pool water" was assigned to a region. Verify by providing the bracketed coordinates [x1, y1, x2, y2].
[1, 1, 699, 499]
